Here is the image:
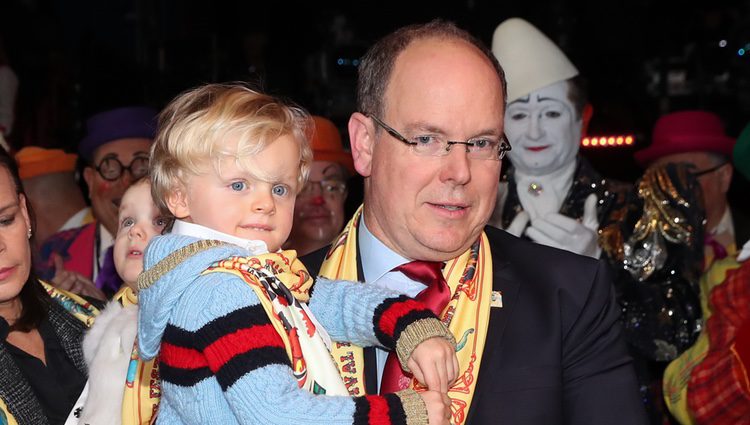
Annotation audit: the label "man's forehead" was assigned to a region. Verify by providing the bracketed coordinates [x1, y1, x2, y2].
[312, 161, 346, 178]
[509, 81, 571, 107]
[92, 137, 152, 161]
[384, 38, 504, 124]
[653, 151, 714, 166]
[391, 37, 495, 80]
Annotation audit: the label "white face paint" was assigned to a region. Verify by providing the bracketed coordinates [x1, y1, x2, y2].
[505, 80, 582, 176]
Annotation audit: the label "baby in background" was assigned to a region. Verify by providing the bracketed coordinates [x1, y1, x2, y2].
[137, 83, 457, 425]
[80, 177, 169, 424]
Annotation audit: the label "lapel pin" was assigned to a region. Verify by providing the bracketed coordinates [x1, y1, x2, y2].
[491, 290, 503, 308]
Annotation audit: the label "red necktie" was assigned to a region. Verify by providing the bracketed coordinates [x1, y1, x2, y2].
[379, 261, 451, 394]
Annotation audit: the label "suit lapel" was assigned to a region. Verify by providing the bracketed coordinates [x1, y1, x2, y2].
[483, 255, 520, 360]
[464, 234, 521, 425]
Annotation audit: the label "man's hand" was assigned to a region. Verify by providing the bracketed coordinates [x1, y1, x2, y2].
[51, 254, 106, 301]
[419, 390, 452, 425]
[524, 193, 601, 258]
[407, 336, 459, 393]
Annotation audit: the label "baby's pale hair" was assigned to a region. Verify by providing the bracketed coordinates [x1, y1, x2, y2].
[150, 83, 313, 214]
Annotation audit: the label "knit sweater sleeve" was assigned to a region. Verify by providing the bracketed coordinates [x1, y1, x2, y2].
[162, 273, 427, 425]
[308, 278, 453, 362]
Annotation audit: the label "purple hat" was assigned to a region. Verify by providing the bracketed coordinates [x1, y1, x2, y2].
[79, 106, 158, 162]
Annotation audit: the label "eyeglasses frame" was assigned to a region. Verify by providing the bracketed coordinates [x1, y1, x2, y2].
[299, 179, 348, 198]
[94, 155, 150, 181]
[366, 113, 512, 160]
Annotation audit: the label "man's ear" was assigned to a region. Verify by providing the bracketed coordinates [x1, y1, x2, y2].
[719, 163, 734, 194]
[165, 185, 190, 219]
[348, 112, 375, 177]
[83, 167, 96, 199]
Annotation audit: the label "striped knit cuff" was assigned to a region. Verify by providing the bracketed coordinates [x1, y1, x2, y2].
[373, 295, 435, 350]
[395, 389, 429, 425]
[352, 390, 427, 425]
[396, 318, 456, 372]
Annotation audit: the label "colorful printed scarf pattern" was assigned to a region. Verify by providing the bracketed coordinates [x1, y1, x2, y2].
[318, 206, 493, 425]
[205, 251, 349, 396]
[113, 286, 161, 425]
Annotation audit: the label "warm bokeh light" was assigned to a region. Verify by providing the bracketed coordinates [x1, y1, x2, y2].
[580, 134, 636, 148]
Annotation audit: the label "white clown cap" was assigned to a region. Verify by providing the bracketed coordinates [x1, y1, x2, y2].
[492, 18, 579, 103]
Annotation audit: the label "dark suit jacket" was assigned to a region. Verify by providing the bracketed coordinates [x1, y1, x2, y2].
[732, 205, 750, 249]
[303, 225, 647, 425]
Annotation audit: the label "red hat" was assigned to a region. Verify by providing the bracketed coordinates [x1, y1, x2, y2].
[635, 110, 735, 167]
[310, 116, 354, 174]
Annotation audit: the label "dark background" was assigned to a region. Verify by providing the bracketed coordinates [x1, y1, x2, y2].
[1, 0, 749, 187]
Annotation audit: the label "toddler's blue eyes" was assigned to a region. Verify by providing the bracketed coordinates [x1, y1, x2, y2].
[230, 181, 288, 196]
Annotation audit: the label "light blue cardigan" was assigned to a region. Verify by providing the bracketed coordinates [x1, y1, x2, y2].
[137, 234, 430, 425]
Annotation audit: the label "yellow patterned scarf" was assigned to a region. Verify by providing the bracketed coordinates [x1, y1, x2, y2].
[113, 286, 160, 425]
[41, 280, 99, 327]
[318, 206, 493, 425]
[205, 250, 349, 396]
[0, 399, 15, 425]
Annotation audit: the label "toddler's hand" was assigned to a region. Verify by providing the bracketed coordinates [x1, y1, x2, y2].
[419, 390, 452, 425]
[407, 336, 458, 392]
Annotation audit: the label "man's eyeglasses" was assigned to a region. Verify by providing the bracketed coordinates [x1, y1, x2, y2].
[367, 114, 512, 160]
[95, 156, 149, 181]
[691, 162, 728, 178]
[300, 179, 347, 198]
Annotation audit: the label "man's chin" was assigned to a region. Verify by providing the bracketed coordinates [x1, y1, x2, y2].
[408, 226, 479, 260]
[300, 217, 335, 231]
[303, 226, 336, 242]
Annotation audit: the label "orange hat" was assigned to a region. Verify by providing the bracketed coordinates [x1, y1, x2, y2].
[15, 147, 78, 179]
[310, 116, 355, 174]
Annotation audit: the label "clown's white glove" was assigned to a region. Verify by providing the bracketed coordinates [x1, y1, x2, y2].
[525, 194, 601, 258]
[505, 211, 530, 237]
[738, 239, 750, 262]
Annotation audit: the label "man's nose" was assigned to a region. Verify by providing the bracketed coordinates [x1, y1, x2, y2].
[120, 171, 135, 187]
[439, 147, 472, 185]
[527, 114, 544, 140]
[310, 195, 326, 206]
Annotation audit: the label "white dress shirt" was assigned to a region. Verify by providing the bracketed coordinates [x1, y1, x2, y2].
[171, 219, 269, 255]
[358, 217, 426, 392]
